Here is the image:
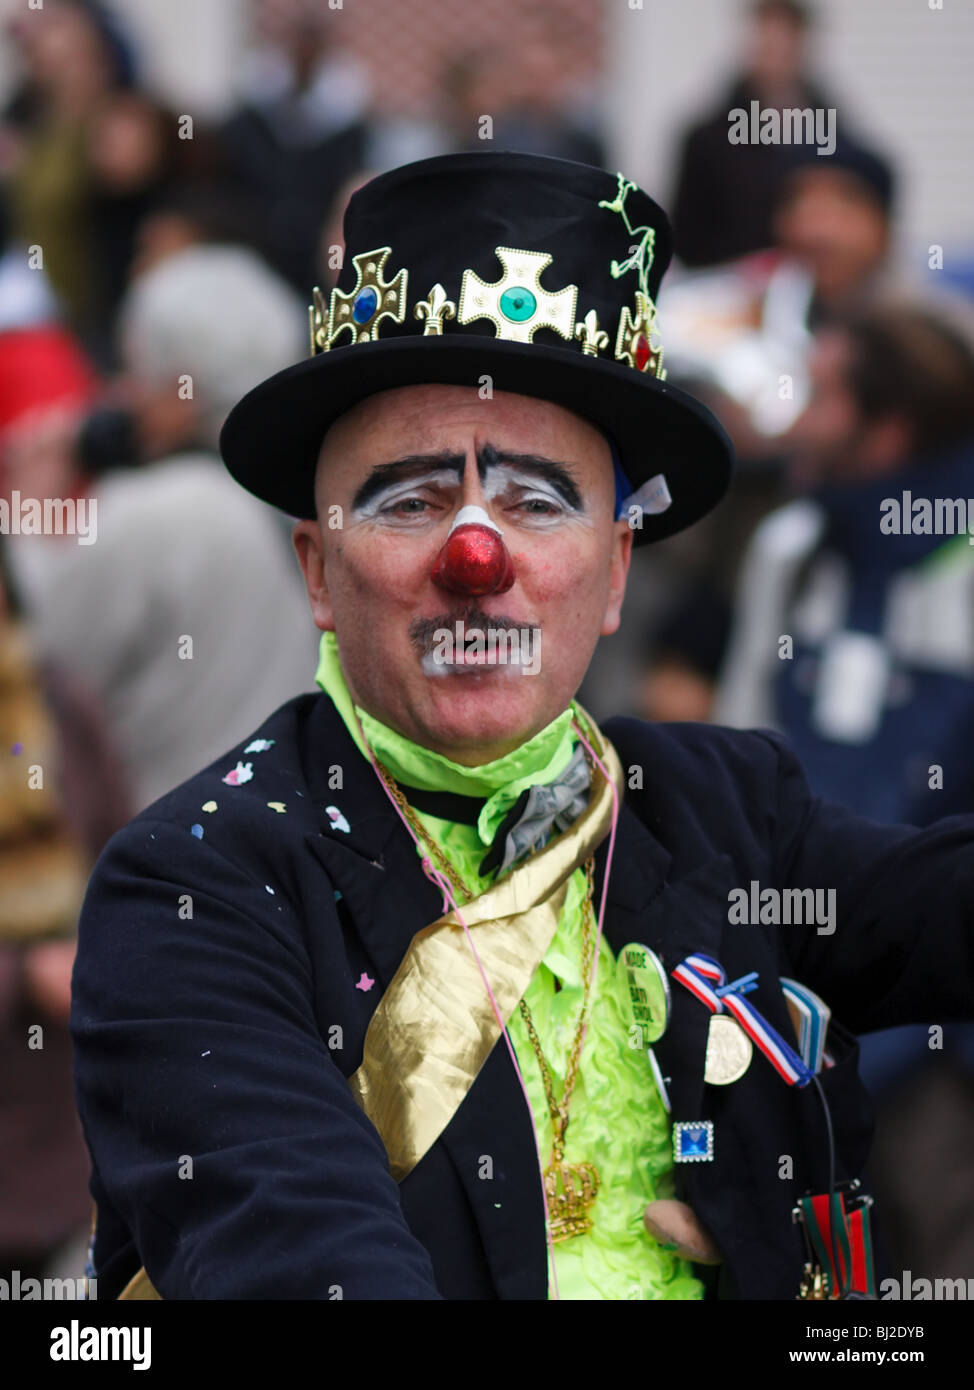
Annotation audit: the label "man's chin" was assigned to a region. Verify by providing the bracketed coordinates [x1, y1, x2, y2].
[416, 678, 560, 764]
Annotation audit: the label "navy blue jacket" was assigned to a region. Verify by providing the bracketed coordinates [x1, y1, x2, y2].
[71, 693, 974, 1299]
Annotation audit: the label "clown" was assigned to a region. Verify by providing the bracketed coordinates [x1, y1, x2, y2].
[72, 154, 974, 1303]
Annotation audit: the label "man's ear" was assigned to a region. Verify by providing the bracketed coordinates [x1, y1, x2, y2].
[292, 520, 335, 631]
[600, 518, 634, 636]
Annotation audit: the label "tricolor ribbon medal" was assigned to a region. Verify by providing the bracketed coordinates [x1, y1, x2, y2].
[672, 953, 814, 1089]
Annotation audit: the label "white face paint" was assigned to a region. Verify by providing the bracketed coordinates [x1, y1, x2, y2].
[481, 465, 592, 530]
[448, 504, 501, 535]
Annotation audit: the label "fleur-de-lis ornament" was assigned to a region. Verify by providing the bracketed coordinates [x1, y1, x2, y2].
[414, 283, 456, 336]
[574, 309, 609, 357]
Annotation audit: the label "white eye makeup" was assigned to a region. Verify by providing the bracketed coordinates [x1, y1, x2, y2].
[483, 468, 589, 527]
[350, 461, 590, 528]
[352, 469, 460, 523]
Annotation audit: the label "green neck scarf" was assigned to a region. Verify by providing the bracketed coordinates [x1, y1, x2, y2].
[313, 631, 579, 846]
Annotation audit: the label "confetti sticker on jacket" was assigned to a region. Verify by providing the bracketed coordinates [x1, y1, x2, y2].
[244, 739, 275, 754]
[201, 801, 218, 813]
[355, 972, 375, 992]
[325, 806, 350, 833]
[267, 801, 286, 813]
[222, 761, 254, 786]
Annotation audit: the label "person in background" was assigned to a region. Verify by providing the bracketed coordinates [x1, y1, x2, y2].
[1, 0, 136, 341]
[716, 301, 974, 1279]
[0, 538, 131, 1284]
[653, 134, 897, 631]
[672, 0, 829, 269]
[0, 322, 97, 503]
[5, 244, 320, 812]
[774, 138, 894, 325]
[441, 8, 605, 167]
[633, 585, 732, 725]
[662, 135, 897, 467]
[218, 0, 372, 294]
[0, 0, 209, 366]
[128, 182, 272, 283]
[716, 301, 974, 795]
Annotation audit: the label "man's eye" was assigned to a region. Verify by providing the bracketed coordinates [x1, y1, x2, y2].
[517, 496, 562, 515]
[384, 496, 430, 515]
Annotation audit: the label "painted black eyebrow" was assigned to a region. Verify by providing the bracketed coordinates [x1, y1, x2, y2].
[477, 445, 584, 511]
[351, 452, 464, 511]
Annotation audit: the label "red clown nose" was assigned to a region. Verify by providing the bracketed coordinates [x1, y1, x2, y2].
[431, 509, 516, 596]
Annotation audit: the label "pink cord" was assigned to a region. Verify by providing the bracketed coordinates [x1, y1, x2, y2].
[569, 718, 621, 1067]
[351, 703, 621, 1302]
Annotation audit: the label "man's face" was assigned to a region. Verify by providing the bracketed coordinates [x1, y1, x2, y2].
[747, 10, 807, 91]
[775, 169, 889, 304]
[786, 329, 896, 486]
[293, 385, 632, 764]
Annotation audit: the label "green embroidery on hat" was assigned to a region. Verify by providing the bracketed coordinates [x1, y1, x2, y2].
[598, 173, 657, 300]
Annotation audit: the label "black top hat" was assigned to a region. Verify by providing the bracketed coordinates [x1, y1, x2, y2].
[220, 151, 733, 544]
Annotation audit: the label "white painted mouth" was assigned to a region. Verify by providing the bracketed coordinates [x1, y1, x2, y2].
[421, 651, 524, 677]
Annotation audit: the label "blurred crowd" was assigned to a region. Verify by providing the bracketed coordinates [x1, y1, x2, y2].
[1, 0, 972, 1290]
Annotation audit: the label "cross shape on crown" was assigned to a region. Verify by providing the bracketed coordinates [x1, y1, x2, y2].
[458, 247, 578, 344]
[321, 247, 408, 350]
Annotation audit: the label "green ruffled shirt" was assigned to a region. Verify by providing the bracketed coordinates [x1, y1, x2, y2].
[315, 632, 702, 1300]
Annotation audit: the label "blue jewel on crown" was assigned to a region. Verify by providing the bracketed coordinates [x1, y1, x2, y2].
[352, 286, 379, 323]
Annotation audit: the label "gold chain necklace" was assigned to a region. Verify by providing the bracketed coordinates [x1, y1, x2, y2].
[372, 754, 602, 1243]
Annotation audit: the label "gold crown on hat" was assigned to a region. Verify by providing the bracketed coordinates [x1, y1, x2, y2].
[307, 172, 665, 380]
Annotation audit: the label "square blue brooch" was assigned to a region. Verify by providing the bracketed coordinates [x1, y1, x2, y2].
[673, 1120, 714, 1163]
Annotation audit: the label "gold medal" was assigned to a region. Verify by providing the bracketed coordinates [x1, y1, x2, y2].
[704, 1014, 753, 1085]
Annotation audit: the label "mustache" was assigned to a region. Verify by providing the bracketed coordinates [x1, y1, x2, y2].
[409, 606, 534, 654]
